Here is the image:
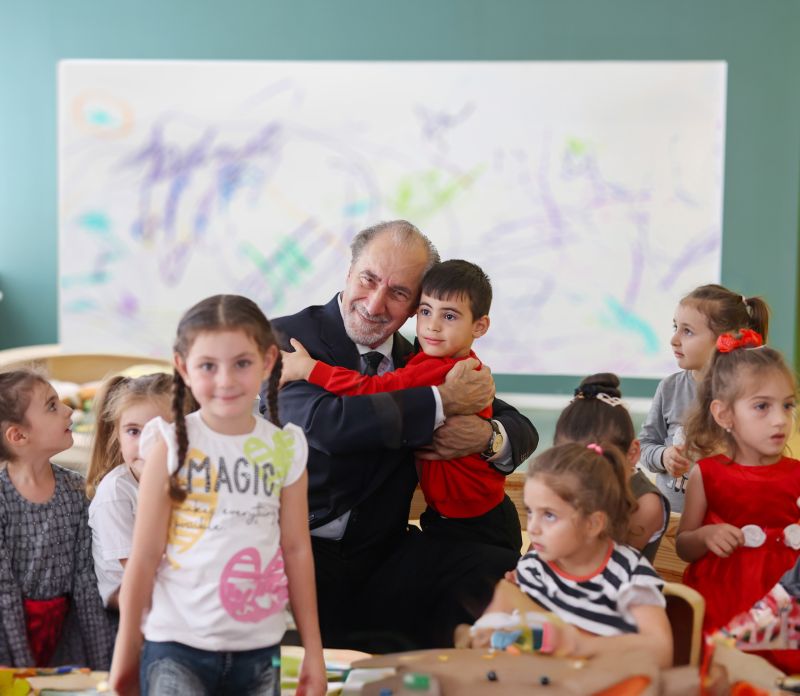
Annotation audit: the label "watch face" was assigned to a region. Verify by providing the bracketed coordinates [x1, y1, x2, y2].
[492, 433, 504, 453]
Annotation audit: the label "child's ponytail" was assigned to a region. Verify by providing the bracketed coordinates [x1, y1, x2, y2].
[86, 375, 131, 498]
[683, 354, 722, 460]
[599, 445, 637, 543]
[169, 371, 191, 503]
[743, 296, 770, 340]
[265, 353, 282, 427]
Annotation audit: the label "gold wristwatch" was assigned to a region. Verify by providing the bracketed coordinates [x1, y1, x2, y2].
[481, 419, 503, 460]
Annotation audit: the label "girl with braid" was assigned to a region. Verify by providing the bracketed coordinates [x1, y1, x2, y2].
[111, 295, 325, 696]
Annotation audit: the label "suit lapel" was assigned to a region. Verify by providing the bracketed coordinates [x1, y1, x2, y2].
[319, 294, 361, 371]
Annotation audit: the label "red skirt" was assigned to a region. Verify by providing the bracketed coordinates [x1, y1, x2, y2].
[23, 596, 69, 667]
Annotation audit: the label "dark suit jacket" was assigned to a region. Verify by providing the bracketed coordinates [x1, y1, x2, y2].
[262, 295, 538, 553]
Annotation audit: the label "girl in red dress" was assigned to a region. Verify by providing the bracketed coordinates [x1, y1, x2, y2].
[677, 329, 799, 669]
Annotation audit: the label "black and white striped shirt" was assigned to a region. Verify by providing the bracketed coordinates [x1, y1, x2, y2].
[516, 542, 665, 636]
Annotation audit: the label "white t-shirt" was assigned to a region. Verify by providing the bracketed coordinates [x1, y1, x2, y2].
[88, 464, 138, 607]
[140, 412, 307, 651]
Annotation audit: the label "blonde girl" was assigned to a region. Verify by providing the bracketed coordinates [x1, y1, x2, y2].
[0, 370, 112, 667]
[677, 331, 799, 640]
[639, 284, 770, 511]
[110, 295, 325, 696]
[473, 442, 672, 668]
[86, 372, 173, 610]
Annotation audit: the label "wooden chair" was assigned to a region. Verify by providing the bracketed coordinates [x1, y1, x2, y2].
[0, 344, 171, 383]
[663, 582, 705, 666]
[653, 512, 688, 584]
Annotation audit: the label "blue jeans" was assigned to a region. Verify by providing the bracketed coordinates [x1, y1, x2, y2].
[140, 640, 280, 696]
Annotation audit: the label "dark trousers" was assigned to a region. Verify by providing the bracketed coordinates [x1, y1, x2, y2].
[311, 525, 518, 653]
[419, 494, 522, 554]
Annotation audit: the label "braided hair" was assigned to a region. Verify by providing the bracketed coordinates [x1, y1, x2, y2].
[169, 294, 280, 502]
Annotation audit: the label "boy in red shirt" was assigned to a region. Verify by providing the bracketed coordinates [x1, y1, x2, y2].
[281, 259, 521, 553]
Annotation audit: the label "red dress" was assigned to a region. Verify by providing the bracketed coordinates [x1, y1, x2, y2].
[683, 454, 800, 632]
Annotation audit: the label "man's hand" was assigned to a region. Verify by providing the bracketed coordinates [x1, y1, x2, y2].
[437, 358, 495, 416]
[279, 338, 318, 388]
[662, 445, 691, 477]
[417, 415, 491, 460]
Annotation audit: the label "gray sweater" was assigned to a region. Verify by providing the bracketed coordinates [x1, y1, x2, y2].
[638, 370, 697, 513]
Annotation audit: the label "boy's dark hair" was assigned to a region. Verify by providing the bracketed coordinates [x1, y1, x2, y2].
[421, 259, 492, 319]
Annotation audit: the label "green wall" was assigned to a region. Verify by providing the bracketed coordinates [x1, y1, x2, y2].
[1, 0, 799, 397]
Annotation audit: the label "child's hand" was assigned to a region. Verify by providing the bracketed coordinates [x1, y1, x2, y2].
[701, 523, 745, 557]
[662, 445, 691, 477]
[109, 658, 140, 696]
[280, 339, 317, 387]
[295, 651, 327, 696]
[552, 621, 581, 657]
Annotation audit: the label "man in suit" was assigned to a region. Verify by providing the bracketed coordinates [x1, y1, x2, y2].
[261, 220, 538, 650]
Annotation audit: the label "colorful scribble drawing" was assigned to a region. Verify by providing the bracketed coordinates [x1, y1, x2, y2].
[59, 61, 726, 377]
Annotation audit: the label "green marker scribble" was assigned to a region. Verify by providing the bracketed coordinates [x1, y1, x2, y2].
[391, 165, 485, 220]
[240, 239, 310, 285]
[567, 138, 587, 155]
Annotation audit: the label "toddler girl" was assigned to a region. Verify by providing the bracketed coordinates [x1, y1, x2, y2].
[86, 372, 173, 611]
[639, 284, 769, 511]
[110, 295, 326, 696]
[0, 370, 112, 667]
[555, 373, 669, 562]
[471, 442, 672, 668]
[677, 330, 799, 638]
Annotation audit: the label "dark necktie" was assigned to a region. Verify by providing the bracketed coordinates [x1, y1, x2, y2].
[362, 351, 384, 376]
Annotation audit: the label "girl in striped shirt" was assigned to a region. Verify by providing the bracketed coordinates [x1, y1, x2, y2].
[472, 442, 672, 667]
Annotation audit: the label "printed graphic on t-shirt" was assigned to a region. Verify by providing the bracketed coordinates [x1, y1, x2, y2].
[166, 432, 297, 569]
[219, 547, 289, 622]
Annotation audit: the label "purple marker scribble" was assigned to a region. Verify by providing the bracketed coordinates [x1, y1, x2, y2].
[623, 210, 649, 309]
[160, 242, 191, 287]
[658, 229, 721, 291]
[413, 103, 476, 147]
[118, 292, 138, 317]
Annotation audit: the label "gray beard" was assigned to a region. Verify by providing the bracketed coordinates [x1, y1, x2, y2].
[343, 308, 392, 348]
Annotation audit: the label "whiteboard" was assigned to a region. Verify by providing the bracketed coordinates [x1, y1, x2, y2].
[58, 60, 726, 377]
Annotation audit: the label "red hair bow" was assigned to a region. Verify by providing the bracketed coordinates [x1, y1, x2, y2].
[716, 329, 763, 353]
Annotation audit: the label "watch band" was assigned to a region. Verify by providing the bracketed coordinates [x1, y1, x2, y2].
[481, 419, 503, 460]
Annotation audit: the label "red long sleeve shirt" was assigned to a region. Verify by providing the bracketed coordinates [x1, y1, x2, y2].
[308, 350, 505, 518]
